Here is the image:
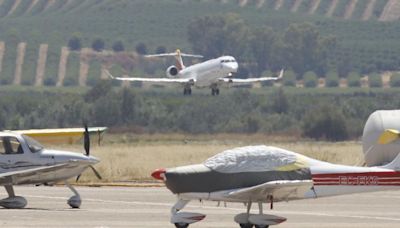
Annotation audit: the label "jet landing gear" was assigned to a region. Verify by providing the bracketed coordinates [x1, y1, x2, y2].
[183, 87, 192, 95]
[234, 202, 287, 228]
[210, 84, 220, 96]
[171, 199, 206, 228]
[0, 185, 27, 209]
[65, 181, 81, 208]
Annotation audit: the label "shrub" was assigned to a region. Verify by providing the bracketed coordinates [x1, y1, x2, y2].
[43, 77, 56, 86]
[282, 70, 296, 87]
[112, 40, 125, 52]
[302, 105, 349, 141]
[390, 73, 400, 87]
[325, 71, 339, 87]
[368, 73, 382, 88]
[68, 36, 82, 51]
[303, 71, 318, 88]
[135, 42, 147, 55]
[63, 77, 77, 87]
[347, 72, 361, 87]
[92, 38, 105, 52]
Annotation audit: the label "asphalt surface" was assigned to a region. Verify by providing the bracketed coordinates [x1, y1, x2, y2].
[0, 186, 399, 227]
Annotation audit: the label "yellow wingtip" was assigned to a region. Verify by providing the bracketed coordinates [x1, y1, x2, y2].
[378, 129, 400, 144]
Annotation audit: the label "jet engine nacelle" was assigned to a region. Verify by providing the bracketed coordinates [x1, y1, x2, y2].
[166, 65, 179, 78]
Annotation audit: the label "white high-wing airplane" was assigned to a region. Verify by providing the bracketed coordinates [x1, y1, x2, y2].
[0, 126, 100, 209]
[151, 129, 400, 228]
[107, 49, 283, 96]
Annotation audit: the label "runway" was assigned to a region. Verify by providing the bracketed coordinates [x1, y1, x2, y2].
[0, 186, 399, 227]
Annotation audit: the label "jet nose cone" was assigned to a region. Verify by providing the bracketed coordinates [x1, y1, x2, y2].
[230, 62, 239, 73]
[151, 168, 166, 181]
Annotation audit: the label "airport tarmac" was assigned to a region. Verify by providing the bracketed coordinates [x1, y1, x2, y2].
[0, 186, 399, 227]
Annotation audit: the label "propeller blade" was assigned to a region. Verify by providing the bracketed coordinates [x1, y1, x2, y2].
[84, 124, 90, 156]
[76, 175, 81, 182]
[90, 165, 102, 180]
[378, 129, 400, 145]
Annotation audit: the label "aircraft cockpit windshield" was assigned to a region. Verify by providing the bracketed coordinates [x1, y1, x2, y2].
[220, 59, 236, 63]
[22, 135, 43, 153]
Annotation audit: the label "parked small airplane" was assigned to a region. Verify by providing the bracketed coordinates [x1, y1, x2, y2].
[152, 130, 400, 228]
[0, 126, 101, 209]
[107, 49, 283, 96]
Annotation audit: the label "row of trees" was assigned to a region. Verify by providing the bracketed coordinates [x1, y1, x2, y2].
[1, 81, 400, 141]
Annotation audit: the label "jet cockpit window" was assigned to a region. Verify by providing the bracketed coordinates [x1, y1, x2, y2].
[0, 137, 23, 155]
[22, 135, 43, 153]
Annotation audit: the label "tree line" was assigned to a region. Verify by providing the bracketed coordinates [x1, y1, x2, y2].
[1, 82, 400, 141]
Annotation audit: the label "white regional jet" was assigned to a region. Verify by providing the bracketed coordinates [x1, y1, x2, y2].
[0, 126, 100, 209]
[107, 49, 283, 96]
[152, 129, 400, 228]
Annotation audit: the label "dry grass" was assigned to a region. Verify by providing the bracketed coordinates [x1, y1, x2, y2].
[49, 134, 364, 183]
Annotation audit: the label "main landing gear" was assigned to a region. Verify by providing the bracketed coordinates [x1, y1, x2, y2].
[183, 87, 192, 95]
[211, 83, 220, 96]
[171, 199, 206, 228]
[0, 185, 27, 209]
[234, 201, 287, 228]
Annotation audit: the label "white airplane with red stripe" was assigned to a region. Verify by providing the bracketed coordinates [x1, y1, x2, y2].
[107, 49, 283, 96]
[151, 129, 400, 228]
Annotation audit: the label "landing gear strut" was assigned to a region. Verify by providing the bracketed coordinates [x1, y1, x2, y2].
[183, 87, 192, 95]
[65, 181, 81, 208]
[170, 199, 206, 227]
[234, 200, 286, 228]
[0, 185, 27, 209]
[211, 88, 220, 96]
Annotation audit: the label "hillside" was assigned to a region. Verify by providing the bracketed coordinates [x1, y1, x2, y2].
[0, 0, 399, 87]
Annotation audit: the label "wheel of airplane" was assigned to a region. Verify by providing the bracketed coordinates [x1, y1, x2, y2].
[211, 89, 216, 96]
[188, 88, 192, 95]
[216, 88, 220, 95]
[239, 224, 253, 228]
[254, 225, 269, 228]
[174, 223, 189, 228]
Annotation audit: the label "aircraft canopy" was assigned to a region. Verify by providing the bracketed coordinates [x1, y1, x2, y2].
[203, 145, 304, 173]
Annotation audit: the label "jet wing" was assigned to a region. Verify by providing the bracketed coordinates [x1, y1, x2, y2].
[106, 70, 192, 85]
[11, 127, 107, 144]
[227, 180, 313, 202]
[220, 69, 284, 86]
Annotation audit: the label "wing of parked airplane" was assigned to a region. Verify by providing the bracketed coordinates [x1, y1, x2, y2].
[227, 180, 313, 202]
[220, 69, 284, 86]
[10, 127, 107, 144]
[0, 164, 68, 185]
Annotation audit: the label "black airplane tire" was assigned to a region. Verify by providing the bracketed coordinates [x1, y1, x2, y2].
[216, 89, 220, 95]
[254, 225, 269, 228]
[188, 88, 192, 95]
[239, 224, 253, 228]
[174, 223, 189, 228]
[211, 89, 215, 96]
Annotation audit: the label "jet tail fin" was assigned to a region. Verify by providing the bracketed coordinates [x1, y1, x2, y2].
[145, 49, 203, 71]
[378, 129, 400, 170]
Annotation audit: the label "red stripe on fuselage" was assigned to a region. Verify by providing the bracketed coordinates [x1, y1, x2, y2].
[312, 171, 400, 186]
